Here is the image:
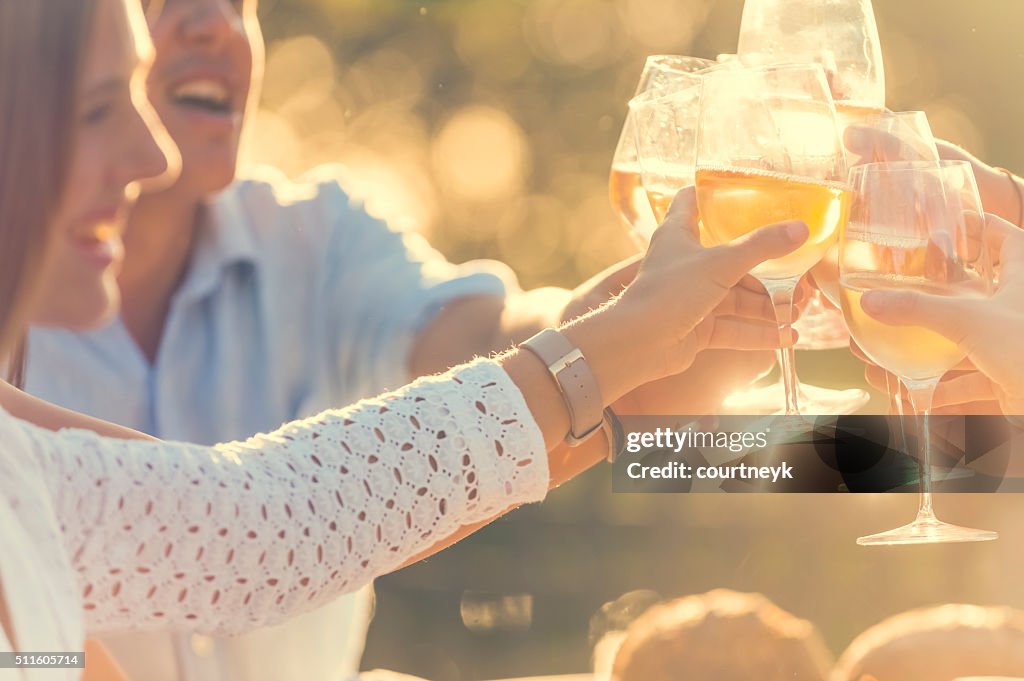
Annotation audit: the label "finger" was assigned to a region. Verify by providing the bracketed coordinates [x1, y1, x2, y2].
[985, 212, 1024, 286]
[714, 287, 775, 322]
[934, 401, 1003, 416]
[864, 364, 891, 394]
[703, 316, 795, 351]
[932, 371, 999, 410]
[936, 139, 980, 165]
[859, 289, 976, 345]
[962, 209, 986, 265]
[737, 274, 768, 295]
[707, 220, 809, 288]
[650, 187, 700, 245]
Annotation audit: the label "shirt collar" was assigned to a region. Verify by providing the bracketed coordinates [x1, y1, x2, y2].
[175, 189, 259, 303]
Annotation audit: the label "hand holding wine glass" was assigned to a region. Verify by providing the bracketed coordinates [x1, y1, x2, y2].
[857, 211, 1024, 415]
[839, 160, 998, 544]
[854, 341, 1003, 415]
[696, 63, 851, 417]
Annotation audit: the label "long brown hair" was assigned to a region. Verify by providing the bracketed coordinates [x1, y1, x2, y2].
[0, 0, 96, 380]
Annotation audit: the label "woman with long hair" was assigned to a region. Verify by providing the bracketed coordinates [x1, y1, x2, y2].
[0, 0, 808, 673]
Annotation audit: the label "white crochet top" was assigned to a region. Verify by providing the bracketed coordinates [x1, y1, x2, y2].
[0, 359, 548, 680]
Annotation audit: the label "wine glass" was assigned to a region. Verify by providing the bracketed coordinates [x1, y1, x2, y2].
[609, 56, 714, 247]
[734, 0, 884, 413]
[696, 63, 851, 418]
[840, 160, 997, 545]
[737, 0, 885, 129]
[632, 65, 865, 416]
[813, 111, 939, 429]
[627, 76, 707, 225]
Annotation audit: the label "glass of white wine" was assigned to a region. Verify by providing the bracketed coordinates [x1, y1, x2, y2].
[609, 56, 714, 248]
[840, 160, 997, 545]
[696, 63, 852, 417]
[736, 0, 885, 413]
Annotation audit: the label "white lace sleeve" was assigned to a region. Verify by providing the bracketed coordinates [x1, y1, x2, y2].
[22, 359, 549, 635]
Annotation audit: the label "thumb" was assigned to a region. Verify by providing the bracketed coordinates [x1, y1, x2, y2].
[709, 220, 809, 285]
[860, 289, 977, 344]
[650, 186, 700, 245]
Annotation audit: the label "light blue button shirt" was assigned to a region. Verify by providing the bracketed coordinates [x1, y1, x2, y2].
[25, 166, 515, 681]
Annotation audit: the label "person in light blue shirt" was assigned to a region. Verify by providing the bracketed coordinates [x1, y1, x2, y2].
[25, 161, 520, 681]
[25, 0, 775, 680]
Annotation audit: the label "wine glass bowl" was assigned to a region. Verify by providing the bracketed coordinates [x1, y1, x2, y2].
[737, 0, 885, 121]
[813, 110, 942, 305]
[696, 65, 851, 279]
[628, 79, 707, 223]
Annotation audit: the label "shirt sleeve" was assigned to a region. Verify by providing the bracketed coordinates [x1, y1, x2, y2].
[311, 174, 520, 394]
[21, 359, 548, 636]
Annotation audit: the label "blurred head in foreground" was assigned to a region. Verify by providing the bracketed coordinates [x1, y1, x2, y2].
[833, 604, 1024, 681]
[610, 589, 833, 681]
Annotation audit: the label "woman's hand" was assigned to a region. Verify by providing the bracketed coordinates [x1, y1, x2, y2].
[562, 187, 808, 405]
[858, 213, 1024, 414]
[845, 125, 1022, 226]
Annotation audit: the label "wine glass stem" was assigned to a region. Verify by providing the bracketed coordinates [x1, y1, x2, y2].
[764, 280, 800, 416]
[903, 377, 941, 523]
[886, 372, 910, 456]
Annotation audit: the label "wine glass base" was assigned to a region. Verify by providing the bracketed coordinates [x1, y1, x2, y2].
[857, 517, 998, 546]
[721, 381, 870, 415]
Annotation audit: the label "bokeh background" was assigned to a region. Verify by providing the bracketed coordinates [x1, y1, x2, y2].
[244, 0, 1024, 678]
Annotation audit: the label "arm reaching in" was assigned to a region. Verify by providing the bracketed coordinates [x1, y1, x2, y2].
[5, 188, 808, 636]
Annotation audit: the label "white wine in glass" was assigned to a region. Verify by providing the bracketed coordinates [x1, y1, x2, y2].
[733, 0, 883, 415]
[840, 160, 997, 545]
[697, 64, 851, 417]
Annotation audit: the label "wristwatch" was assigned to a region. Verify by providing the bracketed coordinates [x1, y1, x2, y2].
[522, 328, 625, 462]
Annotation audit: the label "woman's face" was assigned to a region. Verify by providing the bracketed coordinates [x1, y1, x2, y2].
[144, 0, 262, 198]
[31, 0, 177, 330]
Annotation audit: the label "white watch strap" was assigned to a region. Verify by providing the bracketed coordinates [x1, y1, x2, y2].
[521, 328, 605, 445]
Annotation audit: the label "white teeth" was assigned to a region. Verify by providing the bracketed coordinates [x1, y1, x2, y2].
[171, 79, 229, 105]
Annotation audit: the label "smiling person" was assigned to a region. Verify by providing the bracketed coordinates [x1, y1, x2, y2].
[0, 0, 809, 674]
[21, 1, 778, 679]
